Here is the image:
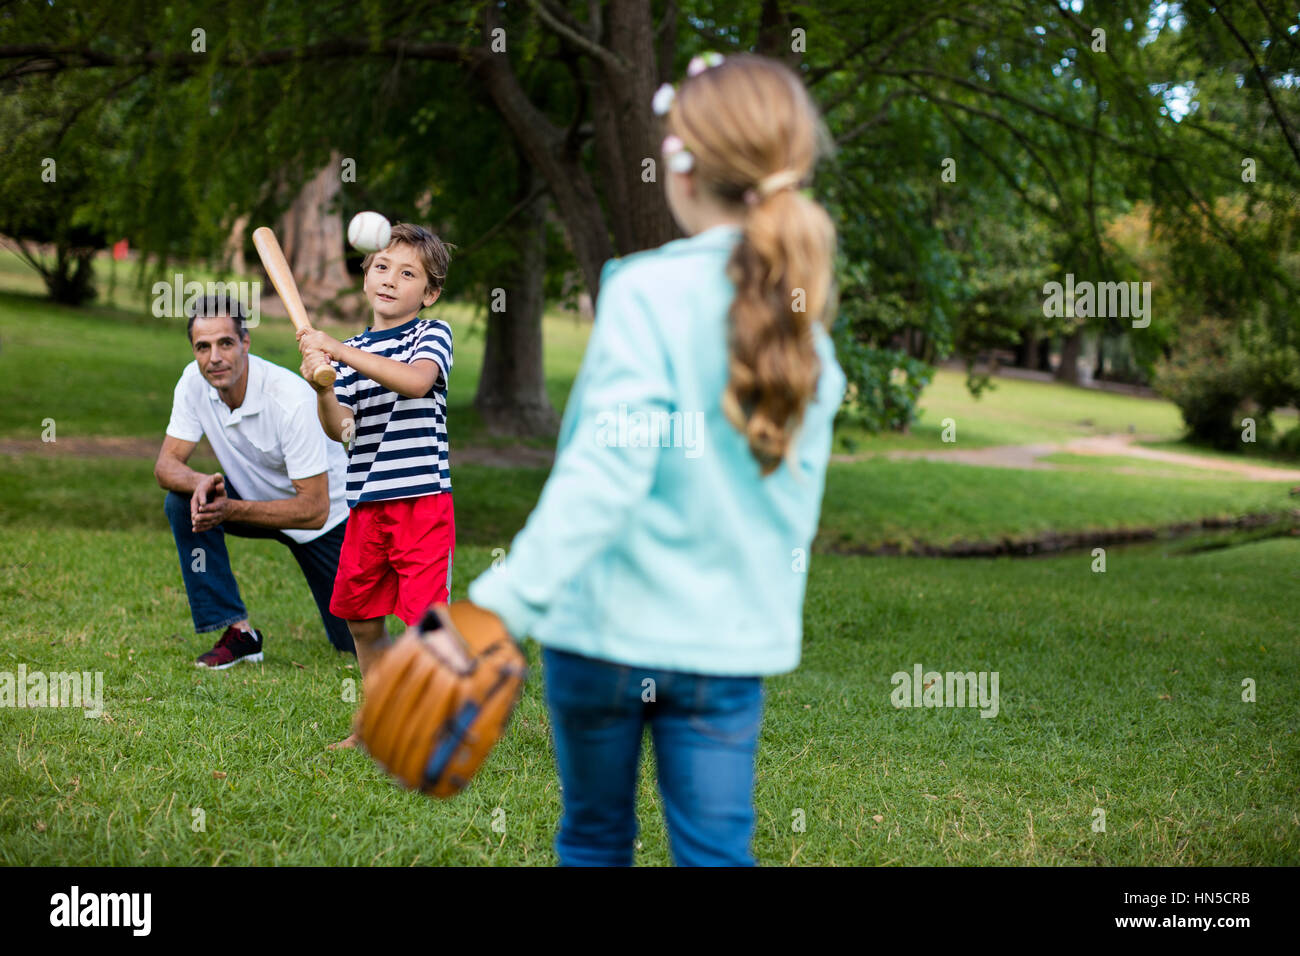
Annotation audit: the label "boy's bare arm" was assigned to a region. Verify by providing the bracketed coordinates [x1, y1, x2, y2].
[302, 353, 353, 442]
[314, 389, 353, 443]
[338, 350, 440, 399]
[297, 328, 440, 399]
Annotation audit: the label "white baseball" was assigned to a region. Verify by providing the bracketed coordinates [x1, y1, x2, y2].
[347, 211, 392, 254]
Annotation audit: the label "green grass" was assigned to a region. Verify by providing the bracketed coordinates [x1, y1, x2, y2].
[4, 286, 1293, 556]
[1037, 452, 1227, 477]
[0, 289, 590, 449]
[4, 454, 1291, 557]
[2, 273, 1298, 866]
[834, 369, 1189, 454]
[0, 456, 547, 548]
[817, 460, 1295, 552]
[0, 246, 157, 308]
[1, 523, 1295, 865]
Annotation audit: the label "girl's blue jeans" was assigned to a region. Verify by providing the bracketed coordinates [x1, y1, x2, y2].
[541, 647, 764, 867]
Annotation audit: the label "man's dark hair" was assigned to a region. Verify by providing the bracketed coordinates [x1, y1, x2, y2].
[186, 293, 250, 342]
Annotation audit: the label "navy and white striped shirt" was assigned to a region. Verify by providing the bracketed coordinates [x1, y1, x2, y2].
[332, 317, 453, 507]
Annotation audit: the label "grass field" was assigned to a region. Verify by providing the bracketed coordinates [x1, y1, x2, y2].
[0, 289, 590, 450]
[833, 369, 1190, 453]
[2, 525, 1295, 865]
[1038, 452, 1226, 476]
[1, 275, 1297, 866]
[817, 460, 1295, 552]
[4, 273, 1292, 460]
[2, 453, 1292, 556]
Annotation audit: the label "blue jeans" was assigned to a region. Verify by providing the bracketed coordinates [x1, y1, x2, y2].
[542, 647, 764, 866]
[163, 483, 354, 653]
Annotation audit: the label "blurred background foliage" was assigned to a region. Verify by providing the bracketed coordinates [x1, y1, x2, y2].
[0, 0, 1296, 447]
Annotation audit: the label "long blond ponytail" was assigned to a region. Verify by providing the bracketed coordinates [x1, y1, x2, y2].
[667, 54, 836, 474]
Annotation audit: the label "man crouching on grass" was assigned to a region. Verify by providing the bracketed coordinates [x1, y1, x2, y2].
[154, 293, 355, 667]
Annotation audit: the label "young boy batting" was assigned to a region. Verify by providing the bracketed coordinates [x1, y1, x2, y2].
[297, 223, 456, 749]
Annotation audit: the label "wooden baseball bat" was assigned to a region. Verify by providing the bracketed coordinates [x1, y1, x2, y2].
[251, 226, 336, 388]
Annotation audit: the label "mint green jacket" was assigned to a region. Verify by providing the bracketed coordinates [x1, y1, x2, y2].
[467, 225, 846, 676]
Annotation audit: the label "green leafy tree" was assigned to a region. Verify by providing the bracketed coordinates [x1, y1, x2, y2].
[3, 0, 1297, 444]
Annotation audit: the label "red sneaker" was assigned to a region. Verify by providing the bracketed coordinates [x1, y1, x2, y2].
[196, 626, 264, 670]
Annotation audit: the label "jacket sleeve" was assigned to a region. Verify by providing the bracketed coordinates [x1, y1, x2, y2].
[468, 268, 671, 639]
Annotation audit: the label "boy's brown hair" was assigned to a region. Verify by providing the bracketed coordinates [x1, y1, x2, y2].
[362, 223, 453, 297]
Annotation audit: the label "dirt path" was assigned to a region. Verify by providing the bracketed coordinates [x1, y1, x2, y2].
[0, 436, 163, 459]
[833, 432, 1300, 483]
[1062, 434, 1300, 481]
[0, 435, 555, 468]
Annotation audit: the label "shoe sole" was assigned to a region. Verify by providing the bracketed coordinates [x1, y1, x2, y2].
[195, 652, 264, 670]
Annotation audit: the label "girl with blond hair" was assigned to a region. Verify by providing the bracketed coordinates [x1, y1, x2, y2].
[467, 52, 845, 866]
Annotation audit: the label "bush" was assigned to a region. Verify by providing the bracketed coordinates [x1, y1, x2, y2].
[831, 315, 932, 433]
[1275, 423, 1300, 459]
[1154, 330, 1248, 449]
[1155, 317, 1300, 450]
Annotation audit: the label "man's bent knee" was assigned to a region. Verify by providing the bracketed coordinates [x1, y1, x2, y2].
[164, 491, 190, 525]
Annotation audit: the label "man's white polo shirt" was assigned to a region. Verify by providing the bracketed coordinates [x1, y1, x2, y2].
[165, 353, 349, 544]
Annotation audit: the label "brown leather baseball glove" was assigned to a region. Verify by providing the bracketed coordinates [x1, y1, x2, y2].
[354, 600, 526, 798]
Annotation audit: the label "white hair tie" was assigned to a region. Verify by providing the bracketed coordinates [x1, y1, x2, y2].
[756, 169, 803, 198]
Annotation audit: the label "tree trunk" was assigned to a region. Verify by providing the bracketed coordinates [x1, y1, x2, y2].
[224, 212, 249, 275]
[472, 10, 615, 301]
[1015, 328, 1038, 368]
[473, 166, 559, 438]
[590, 0, 679, 255]
[45, 244, 96, 305]
[1056, 330, 1083, 384]
[275, 150, 349, 308]
[1036, 336, 1052, 372]
[757, 0, 798, 65]
[656, 1, 678, 85]
[469, 2, 677, 299]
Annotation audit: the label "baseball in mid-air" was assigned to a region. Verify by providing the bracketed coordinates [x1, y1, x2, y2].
[347, 211, 392, 254]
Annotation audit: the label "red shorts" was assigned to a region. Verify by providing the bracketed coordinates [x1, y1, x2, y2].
[329, 493, 455, 625]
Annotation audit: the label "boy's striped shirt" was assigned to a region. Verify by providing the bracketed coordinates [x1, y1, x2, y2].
[331, 317, 453, 507]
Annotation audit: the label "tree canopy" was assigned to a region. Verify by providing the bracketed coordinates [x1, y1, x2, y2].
[2, 1, 1296, 442]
